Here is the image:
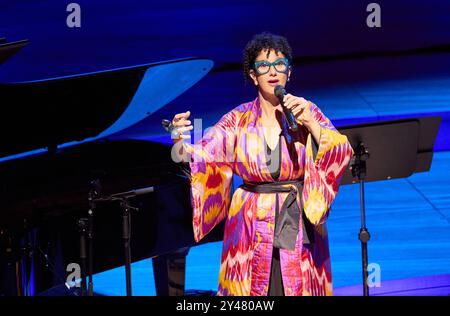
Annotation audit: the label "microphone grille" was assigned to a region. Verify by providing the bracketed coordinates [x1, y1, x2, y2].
[274, 85, 285, 98]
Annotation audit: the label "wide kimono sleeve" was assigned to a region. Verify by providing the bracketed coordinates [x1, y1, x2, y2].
[181, 110, 237, 242]
[302, 103, 353, 225]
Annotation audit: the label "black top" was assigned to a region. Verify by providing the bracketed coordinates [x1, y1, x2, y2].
[265, 134, 282, 181]
[265, 135, 285, 296]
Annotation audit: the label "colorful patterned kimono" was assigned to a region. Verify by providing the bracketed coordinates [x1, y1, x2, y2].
[182, 97, 353, 296]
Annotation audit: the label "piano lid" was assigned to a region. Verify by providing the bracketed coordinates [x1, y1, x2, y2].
[0, 57, 213, 160]
[0, 39, 29, 65]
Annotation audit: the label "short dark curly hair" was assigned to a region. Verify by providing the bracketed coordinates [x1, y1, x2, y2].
[243, 32, 293, 84]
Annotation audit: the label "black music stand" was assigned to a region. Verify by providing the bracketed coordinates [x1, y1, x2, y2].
[338, 116, 441, 296]
[93, 186, 155, 296]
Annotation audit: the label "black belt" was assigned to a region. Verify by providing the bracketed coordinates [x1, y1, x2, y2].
[239, 180, 315, 250]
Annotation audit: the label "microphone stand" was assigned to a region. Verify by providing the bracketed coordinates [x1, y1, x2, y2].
[86, 181, 100, 297]
[120, 198, 136, 296]
[93, 186, 154, 296]
[77, 218, 87, 296]
[77, 180, 100, 297]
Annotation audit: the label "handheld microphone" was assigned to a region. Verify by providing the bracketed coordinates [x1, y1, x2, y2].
[274, 85, 298, 132]
[110, 186, 155, 199]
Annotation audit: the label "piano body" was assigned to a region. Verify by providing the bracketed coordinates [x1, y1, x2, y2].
[0, 39, 222, 296]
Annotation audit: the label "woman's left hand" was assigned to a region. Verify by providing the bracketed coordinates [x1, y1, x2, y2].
[283, 94, 315, 128]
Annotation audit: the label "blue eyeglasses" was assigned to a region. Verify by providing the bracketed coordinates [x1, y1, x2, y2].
[254, 57, 289, 75]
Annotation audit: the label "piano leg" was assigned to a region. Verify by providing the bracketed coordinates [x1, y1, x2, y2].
[152, 247, 190, 296]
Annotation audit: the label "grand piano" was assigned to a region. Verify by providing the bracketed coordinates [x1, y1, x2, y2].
[0, 39, 223, 296]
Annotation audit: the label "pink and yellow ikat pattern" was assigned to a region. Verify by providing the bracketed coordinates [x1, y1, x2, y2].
[183, 98, 353, 296]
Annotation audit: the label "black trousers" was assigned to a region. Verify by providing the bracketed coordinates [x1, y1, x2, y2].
[268, 247, 284, 296]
